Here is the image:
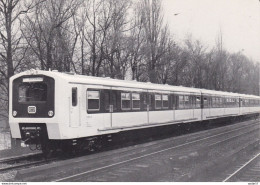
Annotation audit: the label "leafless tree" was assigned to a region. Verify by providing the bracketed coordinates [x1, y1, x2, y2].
[0, 0, 36, 121]
[21, 0, 82, 71]
[184, 36, 207, 88]
[80, 0, 113, 76]
[139, 0, 170, 83]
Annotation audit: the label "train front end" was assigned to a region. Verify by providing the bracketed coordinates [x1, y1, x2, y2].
[9, 70, 55, 149]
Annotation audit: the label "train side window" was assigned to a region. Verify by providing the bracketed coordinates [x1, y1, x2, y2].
[72, 87, 77, 106]
[162, 95, 169, 109]
[104, 90, 110, 111]
[203, 97, 208, 108]
[179, 95, 184, 109]
[192, 96, 196, 108]
[111, 91, 118, 111]
[212, 97, 216, 108]
[121, 92, 131, 110]
[184, 95, 189, 109]
[148, 94, 152, 110]
[87, 90, 100, 111]
[132, 93, 141, 110]
[155, 94, 162, 109]
[218, 97, 221, 107]
[239, 99, 243, 107]
[196, 96, 201, 108]
[171, 94, 176, 109]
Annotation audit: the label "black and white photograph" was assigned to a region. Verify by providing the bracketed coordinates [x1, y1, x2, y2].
[0, 0, 259, 183]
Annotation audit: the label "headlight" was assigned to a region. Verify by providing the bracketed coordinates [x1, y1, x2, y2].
[13, 111, 17, 117]
[48, 110, 54, 117]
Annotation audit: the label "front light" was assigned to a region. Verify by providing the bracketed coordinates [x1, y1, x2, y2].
[13, 111, 17, 117]
[48, 110, 54, 117]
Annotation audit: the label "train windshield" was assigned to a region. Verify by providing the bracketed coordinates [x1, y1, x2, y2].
[18, 82, 47, 103]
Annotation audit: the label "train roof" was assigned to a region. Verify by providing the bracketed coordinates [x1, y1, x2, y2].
[11, 69, 260, 99]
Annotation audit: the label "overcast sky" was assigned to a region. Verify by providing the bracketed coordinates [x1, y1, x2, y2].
[162, 0, 260, 63]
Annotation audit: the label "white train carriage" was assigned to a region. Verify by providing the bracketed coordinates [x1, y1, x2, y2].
[200, 89, 241, 120]
[9, 69, 260, 152]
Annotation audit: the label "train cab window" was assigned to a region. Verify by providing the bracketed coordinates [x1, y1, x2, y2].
[155, 94, 162, 109]
[121, 92, 131, 110]
[87, 90, 100, 111]
[162, 95, 169, 109]
[196, 96, 201, 108]
[18, 82, 47, 103]
[72, 87, 77, 106]
[132, 93, 141, 109]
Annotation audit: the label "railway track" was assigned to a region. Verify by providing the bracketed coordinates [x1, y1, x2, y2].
[0, 153, 57, 173]
[223, 153, 260, 182]
[0, 152, 42, 163]
[53, 120, 260, 181]
[12, 119, 258, 181]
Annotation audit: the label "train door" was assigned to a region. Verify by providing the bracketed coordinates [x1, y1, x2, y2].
[202, 95, 209, 119]
[103, 89, 117, 128]
[70, 86, 81, 127]
[109, 89, 119, 127]
[239, 97, 242, 115]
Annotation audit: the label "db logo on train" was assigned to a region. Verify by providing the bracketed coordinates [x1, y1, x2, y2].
[28, 106, 36, 114]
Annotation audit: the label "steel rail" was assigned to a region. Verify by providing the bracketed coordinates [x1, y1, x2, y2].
[0, 157, 58, 173]
[0, 152, 42, 163]
[223, 153, 260, 182]
[54, 121, 259, 182]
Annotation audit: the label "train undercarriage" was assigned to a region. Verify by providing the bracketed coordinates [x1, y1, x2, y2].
[18, 113, 259, 157]
[19, 123, 113, 157]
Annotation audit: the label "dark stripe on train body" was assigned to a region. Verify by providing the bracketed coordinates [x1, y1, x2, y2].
[86, 88, 260, 114]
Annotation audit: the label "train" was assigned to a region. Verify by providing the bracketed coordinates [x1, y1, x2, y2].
[9, 69, 260, 154]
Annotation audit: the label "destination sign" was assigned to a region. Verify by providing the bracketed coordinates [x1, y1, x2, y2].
[23, 77, 43, 82]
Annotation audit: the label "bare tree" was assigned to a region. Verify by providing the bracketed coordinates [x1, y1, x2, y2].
[139, 0, 170, 83]
[21, 0, 81, 71]
[0, 0, 37, 147]
[184, 36, 207, 88]
[127, 2, 146, 80]
[80, 0, 114, 76]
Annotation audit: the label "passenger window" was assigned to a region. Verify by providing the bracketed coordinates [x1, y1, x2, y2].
[212, 97, 216, 108]
[155, 94, 162, 109]
[104, 91, 110, 111]
[146, 94, 152, 110]
[179, 95, 184, 109]
[171, 95, 176, 109]
[87, 90, 100, 111]
[112, 91, 118, 110]
[184, 95, 189, 108]
[204, 97, 208, 108]
[72, 87, 77, 106]
[162, 95, 169, 109]
[220, 98, 223, 107]
[121, 92, 131, 110]
[132, 93, 140, 109]
[196, 96, 201, 108]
